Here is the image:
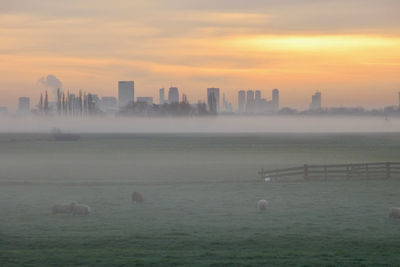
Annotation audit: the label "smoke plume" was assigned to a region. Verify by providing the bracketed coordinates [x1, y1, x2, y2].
[38, 74, 63, 96]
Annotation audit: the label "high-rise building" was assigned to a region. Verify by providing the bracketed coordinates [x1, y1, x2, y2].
[168, 87, 179, 104]
[207, 88, 220, 112]
[238, 90, 246, 113]
[246, 90, 255, 112]
[310, 91, 322, 110]
[137, 97, 153, 105]
[253, 90, 264, 113]
[255, 90, 261, 101]
[18, 97, 30, 113]
[272, 89, 279, 112]
[159, 88, 165, 105]
[118, 81, 134, 109]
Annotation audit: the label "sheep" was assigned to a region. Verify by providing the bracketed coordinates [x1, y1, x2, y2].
[70, 202, 90, 215]
[258, 199, 268, 211]
[132, 192, 144, 203]
[52, 203, 73, 214]
[389, 207, 400, 219]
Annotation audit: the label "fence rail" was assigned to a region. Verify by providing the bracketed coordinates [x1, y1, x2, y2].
[259, 162, 400, 182]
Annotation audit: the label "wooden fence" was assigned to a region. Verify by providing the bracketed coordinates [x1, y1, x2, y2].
[259, 162, 400, 182]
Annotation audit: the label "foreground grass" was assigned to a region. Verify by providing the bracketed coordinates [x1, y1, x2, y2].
[2, 230, 400, 266]
[2, 133, 400, 266]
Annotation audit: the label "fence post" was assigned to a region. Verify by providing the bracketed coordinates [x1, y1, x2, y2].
[365, 163, 369, 179]
[324, 166, 327, 180]
[386, 162, 391, 179]
[304, 164, 308, 180]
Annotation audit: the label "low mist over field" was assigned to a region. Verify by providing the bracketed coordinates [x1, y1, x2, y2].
[1, 132, 400, 265]
[0, 116, 398, 133]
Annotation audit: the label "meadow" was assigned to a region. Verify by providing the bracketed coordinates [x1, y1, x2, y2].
[1, 133, 400, 266]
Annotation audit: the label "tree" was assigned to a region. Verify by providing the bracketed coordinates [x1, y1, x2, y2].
[44, 91, 49, 114]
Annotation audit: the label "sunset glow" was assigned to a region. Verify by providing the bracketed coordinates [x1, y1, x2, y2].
[1, 1, 400, 109]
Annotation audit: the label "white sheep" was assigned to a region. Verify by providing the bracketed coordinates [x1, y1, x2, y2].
[52, 203, 73, 214]
[258, 199, 268, 211]
[389, 207, 400, 219]
[70, 202, 90, 215]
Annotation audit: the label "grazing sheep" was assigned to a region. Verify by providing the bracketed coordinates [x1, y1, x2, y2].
[132, 192, 144, 203]
[258, 199, 268, 211]
[52, 203, 73, 214]
[70, 202, 90, 215]
[389, 207, 400, 219]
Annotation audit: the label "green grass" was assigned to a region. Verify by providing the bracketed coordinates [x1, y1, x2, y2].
[1, 180, 400, 266]
[1, 133, 400, 266]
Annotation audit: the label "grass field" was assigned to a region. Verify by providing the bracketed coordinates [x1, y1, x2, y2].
[1, 133, 400, 266]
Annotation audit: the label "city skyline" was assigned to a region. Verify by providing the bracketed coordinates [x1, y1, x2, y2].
[4, 80, 400, 114]
[6, 83, 400, 117]
[1, 1, 400, 109]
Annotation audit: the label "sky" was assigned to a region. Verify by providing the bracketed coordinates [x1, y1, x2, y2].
[1, 0, 400, 110]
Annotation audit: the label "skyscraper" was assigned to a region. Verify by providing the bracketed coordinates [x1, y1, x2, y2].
[159, 88, 165, 105]
[246, 90, 255, 112]
[18, 97, 30, 114]
[310, 91, 322, 110]
[272, 89, 279, 112]
[254, 90, 263, 113]
[118, 81, 134, 109]
[207, 88, 220, 112]
[168, 87, 179, 104]
[255, 90, 261, 101]
[238, 90, 245, 113]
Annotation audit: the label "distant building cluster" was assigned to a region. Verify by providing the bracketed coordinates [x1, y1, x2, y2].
[237, 89, 279, 114]
[3, 80, 400, 117]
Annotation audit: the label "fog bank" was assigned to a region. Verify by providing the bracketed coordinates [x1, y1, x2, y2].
[0, 116, 398, 133]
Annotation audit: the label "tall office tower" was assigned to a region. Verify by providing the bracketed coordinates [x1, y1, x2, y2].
[18, 97, 30, 114]
[246, 90, 255, 112]
[238, 90, 246, 113]
[272, 89, 279, 112]
[118, 81, 134, 109]
[310, 91, 322, 110]
[168, 87, 179, 103]
[255, 90, 261, 101]
[159, 88, 165, 104]
[254, 90, 262, 113]
[207, 88, 220, 112]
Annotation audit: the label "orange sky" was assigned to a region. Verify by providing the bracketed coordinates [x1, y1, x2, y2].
[1, 0, 400, 109]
